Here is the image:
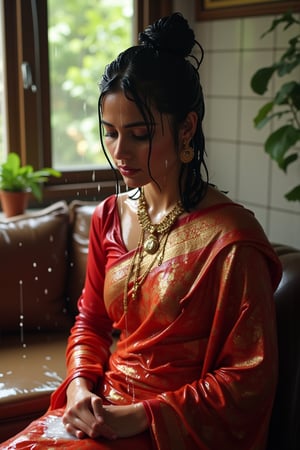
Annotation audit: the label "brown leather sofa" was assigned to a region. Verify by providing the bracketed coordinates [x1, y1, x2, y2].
[267, 243, 300, 450]
[0, 200, 95, 442]
[0, 201, 299, 447]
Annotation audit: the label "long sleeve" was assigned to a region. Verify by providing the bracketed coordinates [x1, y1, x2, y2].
[50, 203, 114, 408]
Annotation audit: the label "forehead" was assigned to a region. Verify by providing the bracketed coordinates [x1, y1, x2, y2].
[101, 90, 174, 135]
[101, 91, 144, 122]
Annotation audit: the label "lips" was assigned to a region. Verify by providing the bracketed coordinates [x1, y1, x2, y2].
[118, 165, 140, 177]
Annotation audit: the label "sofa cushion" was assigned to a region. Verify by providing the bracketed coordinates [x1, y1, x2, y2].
[0, 332, 68, 442]
[66, 200, 97, 316]
[0, 201, 72, 334]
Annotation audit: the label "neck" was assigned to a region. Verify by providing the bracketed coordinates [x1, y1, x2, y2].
[142, 185, 181, 224]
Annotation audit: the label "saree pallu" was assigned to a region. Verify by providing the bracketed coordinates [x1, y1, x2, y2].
[1, 196, 282, 450]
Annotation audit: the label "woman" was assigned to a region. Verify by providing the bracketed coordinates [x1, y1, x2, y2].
[2, 12, 281, 450]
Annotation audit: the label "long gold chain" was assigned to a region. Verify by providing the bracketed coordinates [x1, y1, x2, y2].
[137, 189, 184, 255]
[123, 190, 184, 314]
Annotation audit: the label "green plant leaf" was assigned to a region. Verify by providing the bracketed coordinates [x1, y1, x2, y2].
[277, 58, 300, 76]
[281, 152, 298, 171]
[265, 125, 300, 170]
[0, 152, 61, 200]
[285, 184, 300, 202]
[250, 67, 277, 95]
[254, 106, 291, 129]
[254, 102, 274, 128]
[2, 153, 21, 175]
[261, 11, 300, 37]
[274, 81, 300, 105]
[30, 183, 43, 202]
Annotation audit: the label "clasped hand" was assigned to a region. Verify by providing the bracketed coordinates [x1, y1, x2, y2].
[62, 377, 148, 440]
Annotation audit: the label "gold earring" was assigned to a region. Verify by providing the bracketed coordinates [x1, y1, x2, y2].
[180, 141, 194, 164]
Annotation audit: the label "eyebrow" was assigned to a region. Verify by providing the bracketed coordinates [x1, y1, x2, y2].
[101, 120, 151, 129]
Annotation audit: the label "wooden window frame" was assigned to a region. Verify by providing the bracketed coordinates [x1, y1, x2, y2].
[2, 0, 173, 206]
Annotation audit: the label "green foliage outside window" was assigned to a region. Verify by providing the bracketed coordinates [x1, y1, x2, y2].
[48, 0, 133, 170]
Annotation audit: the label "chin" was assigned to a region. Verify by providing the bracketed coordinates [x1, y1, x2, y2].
[122, 177, 145, 190]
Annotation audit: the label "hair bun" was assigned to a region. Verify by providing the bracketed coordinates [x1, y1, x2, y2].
[139, 12, 195, 58]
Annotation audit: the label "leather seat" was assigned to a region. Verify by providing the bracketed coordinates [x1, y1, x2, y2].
[267, 244, 300, 450]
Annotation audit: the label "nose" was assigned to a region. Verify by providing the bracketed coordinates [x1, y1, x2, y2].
[113, 134, 130, 161]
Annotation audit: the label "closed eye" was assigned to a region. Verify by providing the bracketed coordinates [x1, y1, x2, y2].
[132, 132, 150, 141]
[104, 131, 117, 139]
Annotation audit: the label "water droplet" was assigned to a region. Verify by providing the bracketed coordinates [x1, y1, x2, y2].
[44, 289, 48, 295]
[48, 267, 52, 273]
[49, 235, 54, 243]
[35, 276, 39, 281]
[33, 262, 37, 268]
[19, 280, 25, 345]
[18, 242, 23, 247]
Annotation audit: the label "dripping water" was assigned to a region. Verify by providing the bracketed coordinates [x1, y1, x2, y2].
[19, 280, 25, 347]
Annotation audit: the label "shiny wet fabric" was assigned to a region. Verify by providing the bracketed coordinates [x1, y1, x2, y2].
[2, 409, 152, 449]
[1, 195, 282, 450]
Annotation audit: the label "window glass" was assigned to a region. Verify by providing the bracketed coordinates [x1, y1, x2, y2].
[48, 0, 133, 171]
[0, 2, 7, 164]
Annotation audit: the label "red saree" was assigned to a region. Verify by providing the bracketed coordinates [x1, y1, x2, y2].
[2, 195, 282, 450]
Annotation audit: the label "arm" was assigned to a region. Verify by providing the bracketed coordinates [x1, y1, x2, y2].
[50, 204, 113, 411]
[53, 201, 149, 440]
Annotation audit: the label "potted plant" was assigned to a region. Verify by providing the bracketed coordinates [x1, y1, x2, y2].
[0, 152, 61, 217]
[250, 11, 300, 202]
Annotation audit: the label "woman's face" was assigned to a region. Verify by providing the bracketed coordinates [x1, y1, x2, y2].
[101, 90, 181, 189]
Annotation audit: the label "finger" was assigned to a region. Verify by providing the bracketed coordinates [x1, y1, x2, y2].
[63, 407, 117, 440]
[64, 421, 85, 439]
[63, 409, 94, 438]
[90, 398, 118, 440]
[91, 396, 105, 421]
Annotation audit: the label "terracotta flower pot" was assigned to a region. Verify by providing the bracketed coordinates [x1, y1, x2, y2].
[0, 190, 30, 218]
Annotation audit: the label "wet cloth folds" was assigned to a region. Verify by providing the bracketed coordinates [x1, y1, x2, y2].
[1, 195, 282, 450]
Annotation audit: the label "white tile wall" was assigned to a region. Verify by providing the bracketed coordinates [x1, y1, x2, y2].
[237, 143, 271, 205]
[206, 140, 238, 198]
[194, 12, 300, 249]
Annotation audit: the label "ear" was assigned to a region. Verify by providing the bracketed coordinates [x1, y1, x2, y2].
[179, 111, 198, 143]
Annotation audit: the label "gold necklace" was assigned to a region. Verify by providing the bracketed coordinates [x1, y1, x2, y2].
[123, 228, 174, 314]
[123, 190, 184, 314]
[137, 190, 184, 255]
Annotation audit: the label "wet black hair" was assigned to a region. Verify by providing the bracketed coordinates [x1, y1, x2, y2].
[98, 12, 208, 210]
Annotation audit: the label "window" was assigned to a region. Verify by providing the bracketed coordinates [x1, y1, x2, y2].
[2, 0, 172, 205]
[48, 0, 133, 171]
